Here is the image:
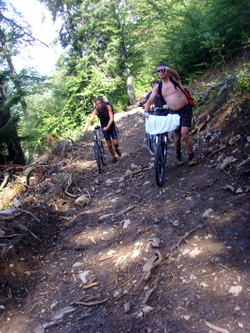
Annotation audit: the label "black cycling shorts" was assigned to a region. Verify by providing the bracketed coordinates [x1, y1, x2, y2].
[169, 103, 192, 129]
[102, 122, 118, 141]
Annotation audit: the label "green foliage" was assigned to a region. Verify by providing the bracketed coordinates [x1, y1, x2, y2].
[237, 65, 250, 92]
[2, 0, 250, 163]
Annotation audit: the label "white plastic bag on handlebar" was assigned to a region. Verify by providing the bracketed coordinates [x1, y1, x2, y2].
[146, 114, 180, 135]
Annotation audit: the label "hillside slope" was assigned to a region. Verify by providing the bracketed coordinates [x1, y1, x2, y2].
[0, 53, 249, 333]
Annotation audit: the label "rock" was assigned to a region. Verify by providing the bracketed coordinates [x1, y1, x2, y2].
[72, 262, 83, 267]
[52, 306, 76, 320]
[236, 187, 243, 194]
[124, 302, 130, 313]
[79, 270, 91, 284]
[50, 301, 58, 309]
[13, 199, 21, 208]
[118, 177, 125, 183]
[75, 195, 90, 206]
[222, 185, 235, 192]
[229, 285, 242, 296]
[172, 220, 180, 227]
[34, 325, 45, 333]
[105, 179, 114, 187]
[189, 248, 202, 258]
[202, 208, 214, 218]
[219, 156, 236, 170]
[123, 219, 131, 229]
[229, 134, 241, 145]
[200, 282, 209, 289]
[94, 178, 100, 185]
[142, 305, 154, 313]
[130, 163, 139, 170]
[99, 213, 114, 221]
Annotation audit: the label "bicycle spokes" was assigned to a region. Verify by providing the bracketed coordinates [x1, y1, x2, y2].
[155, 139, 166, 186]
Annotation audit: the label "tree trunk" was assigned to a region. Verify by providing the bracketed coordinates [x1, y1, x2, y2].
[0, 83, 26, 166]
[124, 63, 135, 105]
[6, 54, 30, 124]
[115, 8, 135, 105]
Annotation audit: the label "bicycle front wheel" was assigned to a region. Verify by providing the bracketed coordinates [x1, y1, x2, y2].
[155, 141, 165, 186]
[93, 142, 101, 173]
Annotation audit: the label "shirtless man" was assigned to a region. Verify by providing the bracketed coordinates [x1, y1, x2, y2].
[144, 63, 197, 166]
[137, 80, 173, 141]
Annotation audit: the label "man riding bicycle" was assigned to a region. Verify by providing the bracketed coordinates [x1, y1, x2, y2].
[144, 64, 197, 166]
[81, 98, 121, 163]
[137, 80, 169, 115]
[137, 80, 173, 142]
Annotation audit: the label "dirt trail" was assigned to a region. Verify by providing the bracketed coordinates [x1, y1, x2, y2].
[0, 105, 250, 333]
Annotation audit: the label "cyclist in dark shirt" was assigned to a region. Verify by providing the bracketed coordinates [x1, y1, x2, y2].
[81, 98, 121, 163]
[137, 80, 168, 115]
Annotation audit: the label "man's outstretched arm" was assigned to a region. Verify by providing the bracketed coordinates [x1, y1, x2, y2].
[81, 110, 97, 133]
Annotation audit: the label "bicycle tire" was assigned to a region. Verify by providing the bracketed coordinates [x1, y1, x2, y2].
[93, 142, 101, 173]
[155, 140, 165, 186]
[100, 141, 106, 165]
[147, 134, 156, 157]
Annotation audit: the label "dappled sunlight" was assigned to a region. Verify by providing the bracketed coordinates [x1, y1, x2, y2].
[1, 84, 250, 332]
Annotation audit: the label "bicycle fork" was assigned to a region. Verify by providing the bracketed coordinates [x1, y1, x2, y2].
[155, 134, 167, 163]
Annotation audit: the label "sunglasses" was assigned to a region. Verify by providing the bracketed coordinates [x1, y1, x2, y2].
[157, 68, 166, 73]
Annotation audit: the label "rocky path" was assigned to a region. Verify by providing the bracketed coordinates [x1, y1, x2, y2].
[0, 106, 250, 333]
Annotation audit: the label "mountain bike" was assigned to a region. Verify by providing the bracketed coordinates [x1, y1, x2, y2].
[144, 112, 179, 186]
[92, 126, 107, 173]
[144, 106, 168, 157]
[154, 132, 168, 186]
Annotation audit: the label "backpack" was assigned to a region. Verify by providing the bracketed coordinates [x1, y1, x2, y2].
[106, 102, 115, 114]
[158, 75, 195, 108]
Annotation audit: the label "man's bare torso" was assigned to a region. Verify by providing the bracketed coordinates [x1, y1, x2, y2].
[160, 79, 188, 111]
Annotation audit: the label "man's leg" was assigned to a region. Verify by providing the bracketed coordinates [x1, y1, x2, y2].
[106, 140, 116, 158]
[181, 126, 193, 154]
[113, 138, 122, 157]
[113, 138, 119, 151]
[173, 129, 184, 165]
[181, 126, 197, 166]
[103, 128, 117, 163]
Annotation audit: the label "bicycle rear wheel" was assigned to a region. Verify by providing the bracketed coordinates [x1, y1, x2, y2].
[93, 142, 101, 173]
[155, 140, 165, 186]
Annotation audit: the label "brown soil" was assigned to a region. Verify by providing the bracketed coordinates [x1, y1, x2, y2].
[0, 91, 250, 332]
